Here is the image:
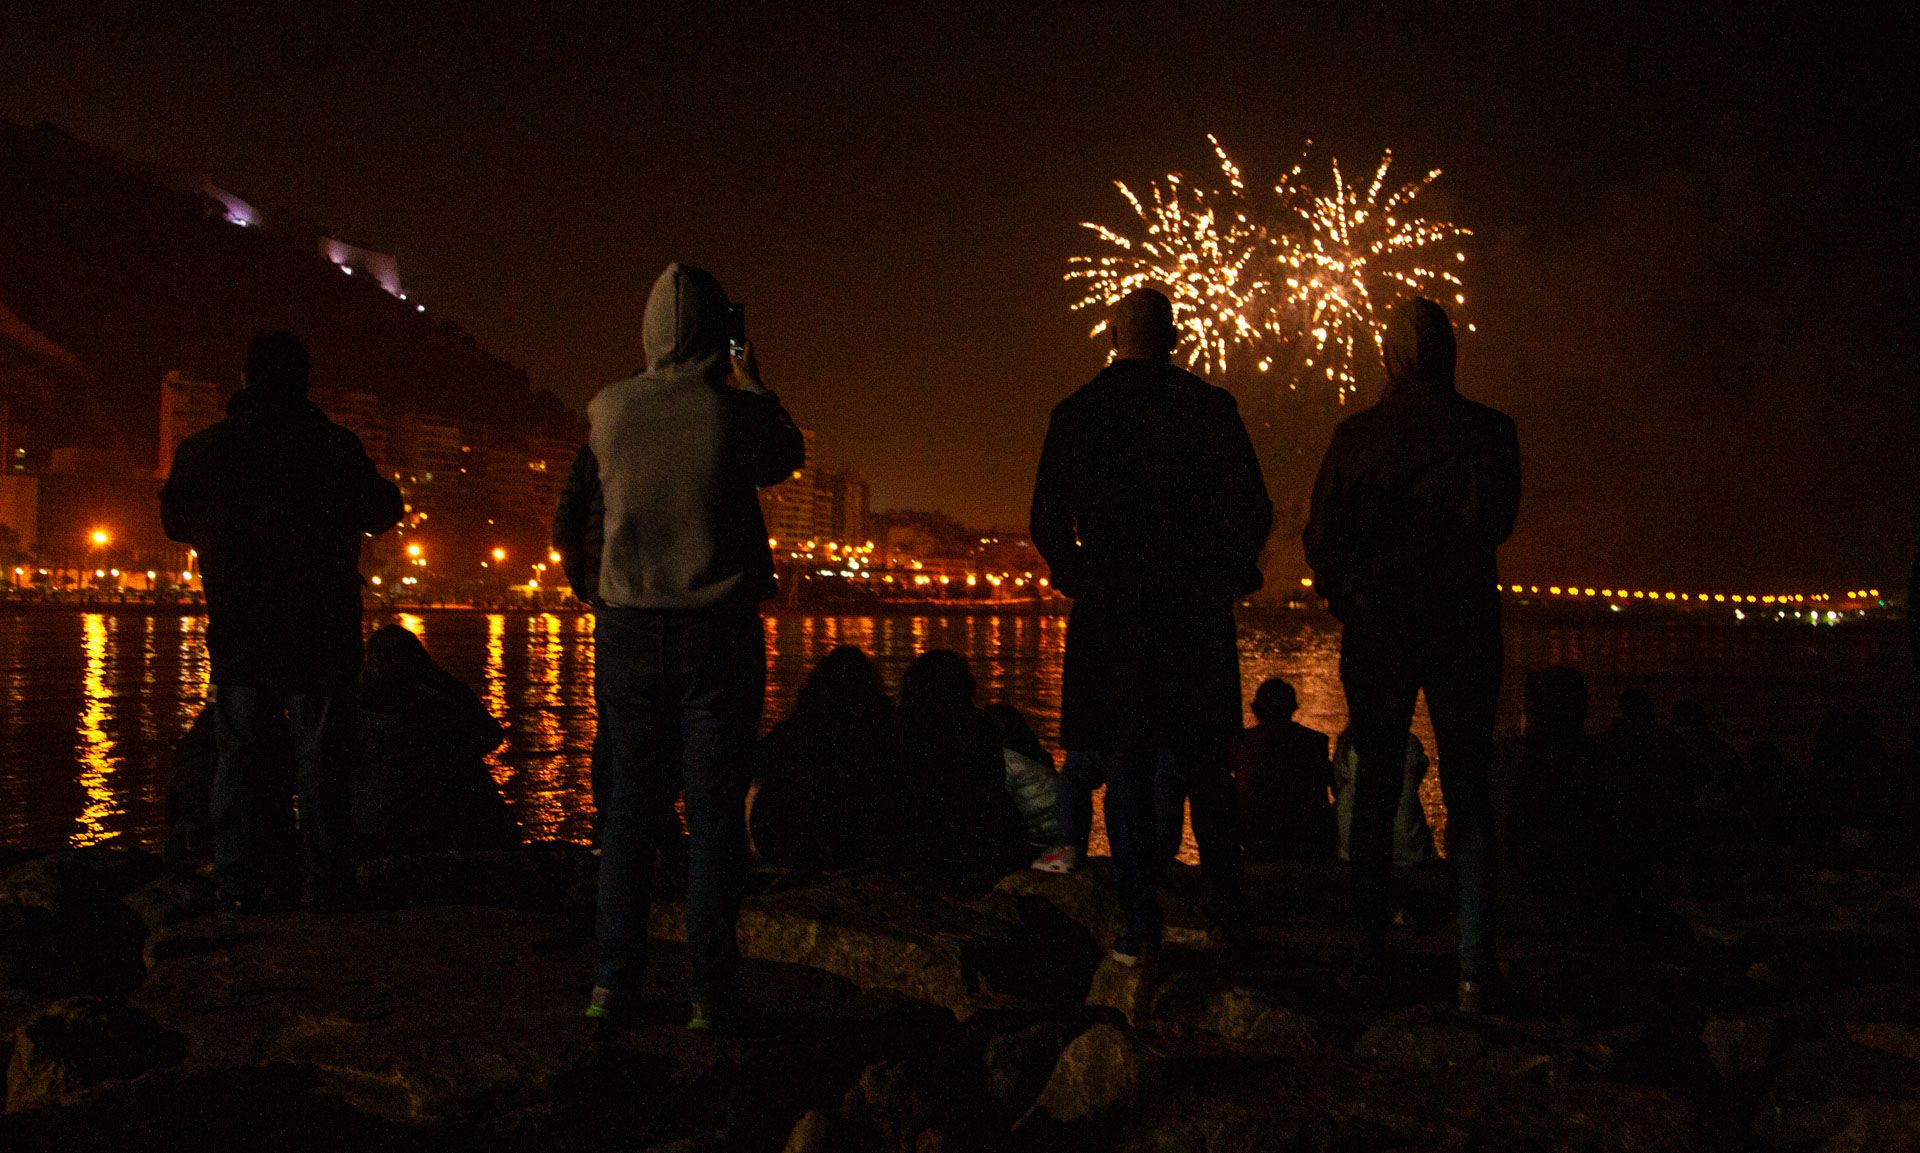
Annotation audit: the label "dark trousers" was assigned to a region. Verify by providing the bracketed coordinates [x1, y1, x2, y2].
[1055, 750, 1184, 864]
[210, 685, 354, 901]
[1103, 742, 1248, 944]
[593, 606, 764, 1004]
[1341, 615, 1502, 975]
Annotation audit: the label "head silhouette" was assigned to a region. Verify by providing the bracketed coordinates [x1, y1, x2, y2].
[1381, 297, 1455, 386]
[796, 646, 887, 722]
[1251, 678, 1299, 725]
[1618, 687, 1656, 727]
[1524, 666, 1589, 738]
[360, 624, 436, 704]
[1111, 288, 1177, 364]
[898, 649, 977, 727]
[245, 331, 310, 396]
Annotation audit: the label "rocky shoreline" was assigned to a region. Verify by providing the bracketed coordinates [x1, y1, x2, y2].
[6, 840, 1920, 1151]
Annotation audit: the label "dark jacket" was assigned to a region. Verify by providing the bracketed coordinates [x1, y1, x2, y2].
[1233, 719, 1336, 858]
[160, 387, 403, 687]
[751, 708, 903, 870]
[552, 444, 604, 606]
[587, 263, 804, 610]
[353, 667, 518, 856]
[1303, 374, 1519, 632]
[897, 708, 1032, 872]
[1030, 359, 1273, 748]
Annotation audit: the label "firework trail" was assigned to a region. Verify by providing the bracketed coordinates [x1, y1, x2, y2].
[1067, 137, 1472, 402]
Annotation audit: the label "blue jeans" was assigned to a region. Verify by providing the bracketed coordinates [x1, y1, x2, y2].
[1341, 616, 1502, 976]
[1054, 750, 1184, 865]
[1095, 743, 1248, 944]
[210, 685, 354, 901]
[593, 606, 764, 1004]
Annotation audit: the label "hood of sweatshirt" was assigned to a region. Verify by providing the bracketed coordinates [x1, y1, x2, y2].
[641, 262, 731, 384]
[1382, 296, 1457, 393]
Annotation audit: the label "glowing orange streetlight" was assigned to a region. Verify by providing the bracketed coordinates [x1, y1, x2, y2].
[406, 543, 423, 559]
[491, 547, 507, 563]
[89, 528, 110, 547]
[548, 549, 562, 565]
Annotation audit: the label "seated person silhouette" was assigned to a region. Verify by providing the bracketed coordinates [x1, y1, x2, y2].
[895, 650, 1031, 873]
[1231, 678, 1336, 860]
[352, 624, 519, 856]
[751, 646, 903, 870]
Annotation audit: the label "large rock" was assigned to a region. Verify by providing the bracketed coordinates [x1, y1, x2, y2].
[5, 997, 183, 1112]
[130, 905, 608, 1123]
[1150, 970, 1349, 1051]
[1132, 1044, 1709, 1152]
[652, 873, 1094, 1013]
[0, 848, 158, 995]
[1016, 1022, 1159, 1136]
[1754, 1037, 1920, 1151]
[354, 843, 599, 921]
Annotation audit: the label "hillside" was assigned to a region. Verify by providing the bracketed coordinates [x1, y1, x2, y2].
[0, 122, 570, 467]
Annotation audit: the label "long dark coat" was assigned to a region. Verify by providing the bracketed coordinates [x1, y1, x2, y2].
[160, 387, 403, 688]
[1030, 359, 1273, 750]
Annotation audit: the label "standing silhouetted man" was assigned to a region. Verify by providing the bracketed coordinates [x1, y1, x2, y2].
[585, 263, 803, 1031]
[1304, 298, 1520, 1012]
[1032, 287, 1273, 963]
[160, 332, 403, 910]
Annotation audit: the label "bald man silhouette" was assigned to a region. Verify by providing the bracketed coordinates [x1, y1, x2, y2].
[1031, 287, 1274, 963]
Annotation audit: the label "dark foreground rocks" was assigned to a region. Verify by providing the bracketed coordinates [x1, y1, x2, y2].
[3, 841, 1920, 1151]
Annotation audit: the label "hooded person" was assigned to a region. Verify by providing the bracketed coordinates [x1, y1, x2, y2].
[1304, 297, 1520, 1012]
[159, 331, 403, 910]
[1031, 286, 1274, 963]
[584, 263, 804, 1032]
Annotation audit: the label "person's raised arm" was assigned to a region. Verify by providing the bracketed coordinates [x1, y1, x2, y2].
[1029, 407, 1083, 599]
[729, 342, 806, 487]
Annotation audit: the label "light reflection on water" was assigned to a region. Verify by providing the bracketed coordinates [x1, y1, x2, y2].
[0, 609, 1913, 856]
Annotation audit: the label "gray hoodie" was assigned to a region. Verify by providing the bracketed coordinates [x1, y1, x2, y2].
[587, 263, 805, 610]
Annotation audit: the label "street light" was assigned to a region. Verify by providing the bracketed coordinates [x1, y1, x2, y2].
[89, 528, 110, 547]
[491, 547, 507, 563]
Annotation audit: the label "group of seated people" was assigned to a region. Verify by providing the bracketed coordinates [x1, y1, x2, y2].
[168, 625, 522, 869]
[170, 626, 1915, 910]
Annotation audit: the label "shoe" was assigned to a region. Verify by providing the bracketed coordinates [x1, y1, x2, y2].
[1109, 929, 1161, 968]
[687, 998, 737, 1032]
[1206, 922, 1260, 956]
[215, 890, 266, 915]
[1030, 846, 1080, 875]
[1456, 971, 1510, 1016]
[1338, 952, 1394, 1006]
[584, 986, 624, 1021]
[300, 888, 359, 913]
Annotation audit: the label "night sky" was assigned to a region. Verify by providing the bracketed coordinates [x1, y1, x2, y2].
[3, 2, 1913, 588]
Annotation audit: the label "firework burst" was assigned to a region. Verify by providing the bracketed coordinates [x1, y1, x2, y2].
[1067, 137, 1472, 401]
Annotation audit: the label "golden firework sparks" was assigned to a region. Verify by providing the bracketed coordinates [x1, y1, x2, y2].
[1067, 137, 1472, 402]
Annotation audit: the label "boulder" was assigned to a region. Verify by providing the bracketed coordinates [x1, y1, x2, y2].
[0, 848, 159, 996]
[652, 873, 1093, 1013]
[121, 870, 217, 937]
[1150, 970, 1348, 1051]
[1085, 955, 1158, 1024]
[1754, 1037, 1920, 1151]
[354, 843, 599, 921]
[131, 905, 607, 1123]
[5, 997, 183, 1112]
[782, 1108, 837, 1153]
[973, 1014, 1083, 1119]
[1016, 1022, 1158, 1135]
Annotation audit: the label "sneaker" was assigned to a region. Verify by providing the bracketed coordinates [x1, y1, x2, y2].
[1109, 929, 1161, 968]
[1206, 922, 1260, 956]
[1030, 846, 1080, 875]
[1456, 970, 1511, 1016]
[584, 986, 625, 1021]
[215, 889, 266, 916]
[686, 999, 737, 1032]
